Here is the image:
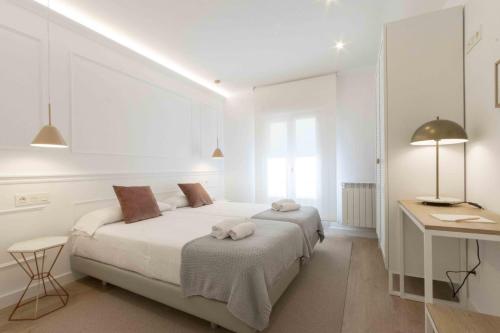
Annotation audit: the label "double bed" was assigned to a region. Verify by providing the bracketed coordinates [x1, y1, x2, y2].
[70, 200, 324, 333]
[176, 201, 324, 257]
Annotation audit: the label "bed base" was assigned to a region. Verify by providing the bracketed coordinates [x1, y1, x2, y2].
[70, 255, 300, 333]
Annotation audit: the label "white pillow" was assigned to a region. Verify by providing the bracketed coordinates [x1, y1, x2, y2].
[163, 194, 190, 209]
[158, 202, 175, 212]
[73, 202, 174, 237]
[73, 206, 123, 237]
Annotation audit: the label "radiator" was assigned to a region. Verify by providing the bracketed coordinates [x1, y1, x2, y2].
[341, 183, 376, 228]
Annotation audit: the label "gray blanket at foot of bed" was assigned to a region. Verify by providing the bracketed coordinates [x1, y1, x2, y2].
[251, 206, 324, 258]
[181, 220, 303, 331]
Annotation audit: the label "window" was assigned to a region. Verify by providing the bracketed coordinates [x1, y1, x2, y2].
[265, 115, 319, 203]
[267, 122, 288, 198]
[295, 118, 317, 200]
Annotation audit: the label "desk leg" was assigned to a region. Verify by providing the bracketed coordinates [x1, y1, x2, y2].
[399, 207, 405, 298]
[425, 306, 434, 333]
[424, 232, 433, 303]
[459, 239, 468, 307]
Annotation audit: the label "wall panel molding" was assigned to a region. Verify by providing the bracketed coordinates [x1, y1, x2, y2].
[0, 205, 47, 216]
[0, 170, 223, 185]
[70, 52, 192, 111]
[0, 24, 43, 150]
[0, 271, 77, 309]
[0, 253, 45, 271]
[69, 53, 196, 158]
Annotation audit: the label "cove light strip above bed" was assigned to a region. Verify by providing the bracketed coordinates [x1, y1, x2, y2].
[32, 0, 230, 98]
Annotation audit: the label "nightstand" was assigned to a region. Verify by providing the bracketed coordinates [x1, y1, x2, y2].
[7, 236, 69, 320]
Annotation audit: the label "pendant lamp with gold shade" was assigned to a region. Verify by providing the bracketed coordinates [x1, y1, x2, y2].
[31, 0, 68, 149]
[212, 138, 224, 159]
[211, 80, 224, 159]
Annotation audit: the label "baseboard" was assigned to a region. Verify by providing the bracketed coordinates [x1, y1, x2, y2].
[0, 271, 82, 310]
[467, 298, 478, 312]
[326, 221, 377, 239]
[378, 240, 388, 269]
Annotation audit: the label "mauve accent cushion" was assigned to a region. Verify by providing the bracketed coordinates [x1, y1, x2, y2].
[113, 186, 161, 223]
[178, 183, 213, 208]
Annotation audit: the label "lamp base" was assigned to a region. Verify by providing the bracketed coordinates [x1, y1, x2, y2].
[416, 196, 462, 206]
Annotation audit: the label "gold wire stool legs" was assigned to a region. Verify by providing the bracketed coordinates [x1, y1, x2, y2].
[9, 245, 69, 321]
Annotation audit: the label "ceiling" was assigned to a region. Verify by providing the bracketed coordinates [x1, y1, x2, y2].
[46, 0, 448, 96]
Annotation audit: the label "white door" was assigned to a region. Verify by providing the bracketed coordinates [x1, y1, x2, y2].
[376, 36, 387, 266]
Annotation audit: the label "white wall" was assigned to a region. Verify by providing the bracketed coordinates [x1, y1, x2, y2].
[224, 92, 255, 202]
[0, 0, 224, 309]
[336, 67, 377, 221]
[458, 0, 500, 315]
[384, 7, 465, 280]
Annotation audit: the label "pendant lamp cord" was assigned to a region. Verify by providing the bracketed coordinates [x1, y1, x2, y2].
[216, 108, 220, 148]
[46, 0, 52, 125]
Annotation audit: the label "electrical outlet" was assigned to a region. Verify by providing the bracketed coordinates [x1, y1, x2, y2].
[466, 26, 482, 54]
[15, 195, 29, 207]
[15, 193, 50, 207]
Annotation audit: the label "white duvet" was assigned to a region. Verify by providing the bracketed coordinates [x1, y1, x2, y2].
[72, 211, 227, 285]
[176, 201, 269, 218]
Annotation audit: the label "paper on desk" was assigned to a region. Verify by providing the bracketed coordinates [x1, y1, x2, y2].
[431, 214, 495, 223]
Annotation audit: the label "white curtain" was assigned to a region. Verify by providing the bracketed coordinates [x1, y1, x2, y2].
[254, 75, 337, 220]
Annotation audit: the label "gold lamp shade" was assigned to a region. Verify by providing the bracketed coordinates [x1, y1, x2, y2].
[31, 104, 67, 148]
[212, 147, 224, 159]
[31, 124, 68, 148]
[411, 117, 468, 146]
[410, 117, 468, 205]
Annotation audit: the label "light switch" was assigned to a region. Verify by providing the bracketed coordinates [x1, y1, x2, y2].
[15, 193, 50, 207]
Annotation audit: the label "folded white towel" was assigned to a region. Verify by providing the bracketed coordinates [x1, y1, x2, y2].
[228, 222, 256, 240]
[271, 199, 296, 211]
[211, 218, 246, 239]
[277, 202, 301, 212]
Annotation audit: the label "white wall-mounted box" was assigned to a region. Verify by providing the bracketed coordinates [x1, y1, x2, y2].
[15, 193, 50, 207]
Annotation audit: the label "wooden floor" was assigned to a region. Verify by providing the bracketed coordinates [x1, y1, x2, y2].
[0, 235, 424, 333]
[341, 236, 424, 333]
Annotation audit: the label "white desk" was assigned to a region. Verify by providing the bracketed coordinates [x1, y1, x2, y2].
[397, 200, 500, 304]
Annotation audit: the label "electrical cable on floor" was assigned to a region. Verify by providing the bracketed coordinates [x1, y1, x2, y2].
[445, 239, 481, 299]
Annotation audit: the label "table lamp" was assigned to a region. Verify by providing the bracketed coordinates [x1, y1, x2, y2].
[410, 117, 468, 205]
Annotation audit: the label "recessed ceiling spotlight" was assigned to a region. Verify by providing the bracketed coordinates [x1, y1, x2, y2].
[335, 41, 345, 50]
[324, 0, 338, 7]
